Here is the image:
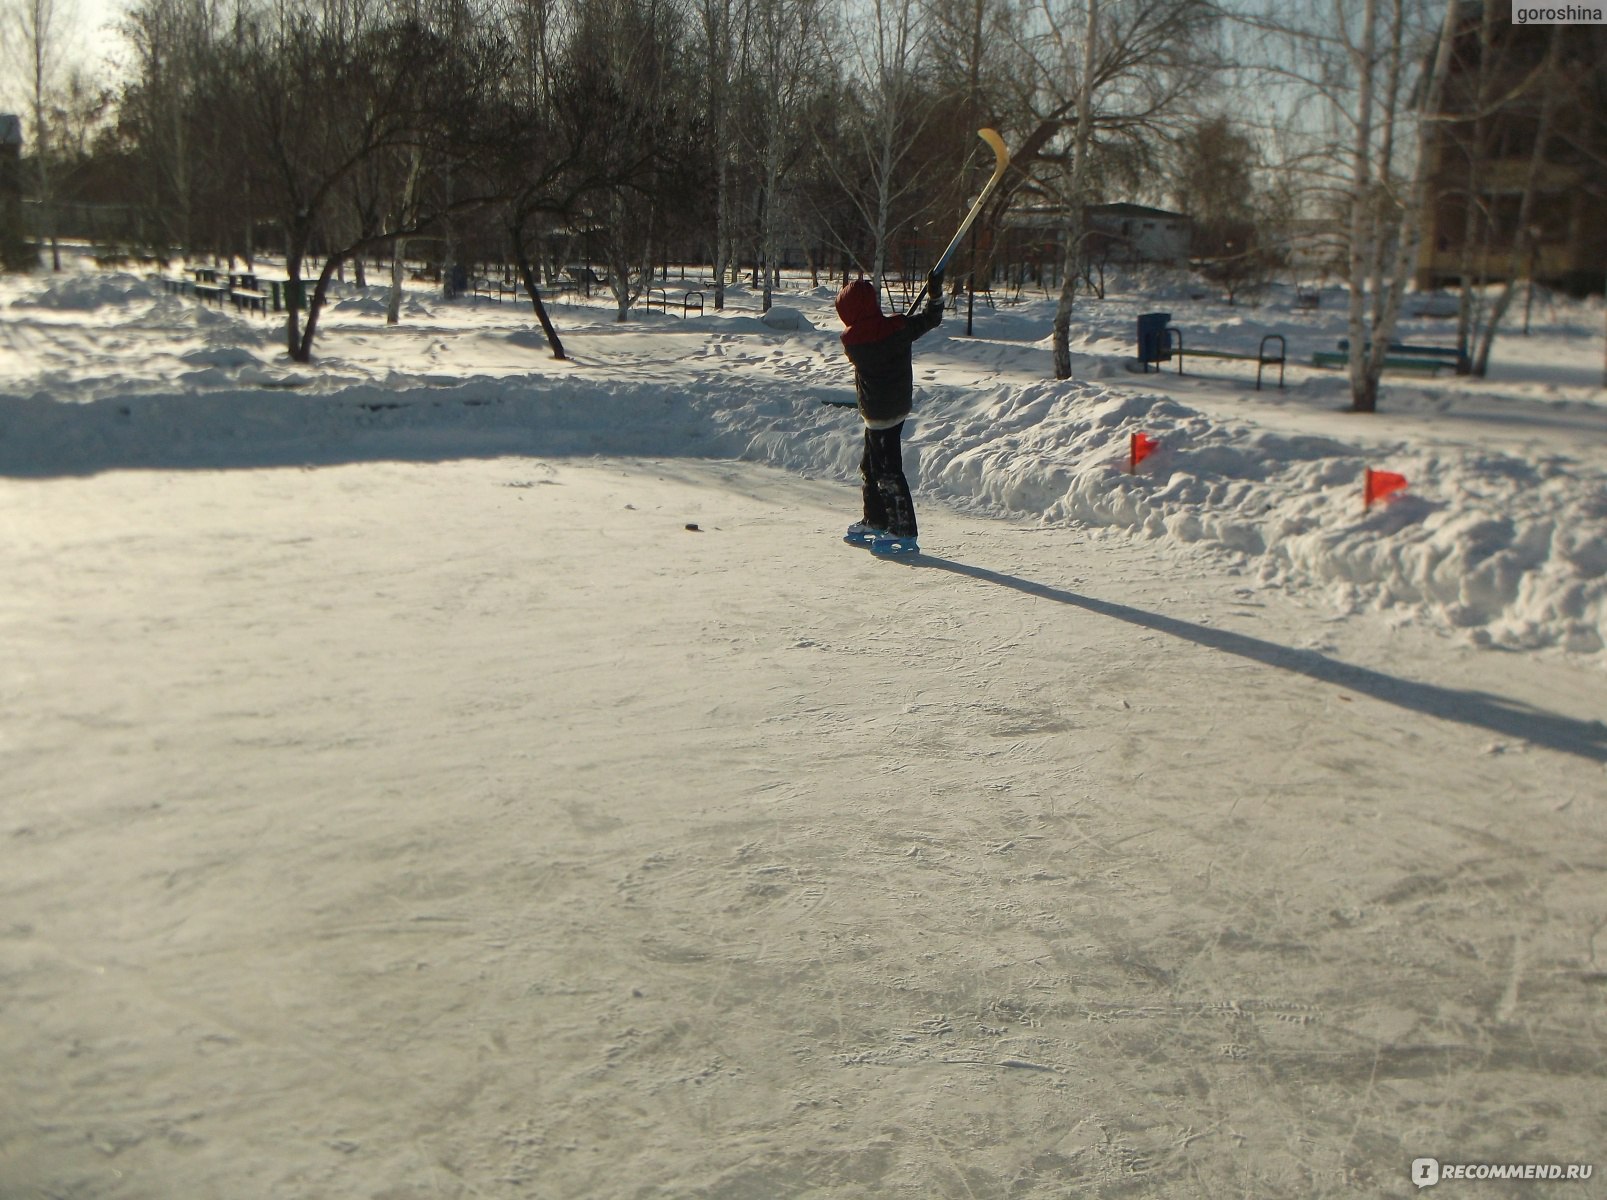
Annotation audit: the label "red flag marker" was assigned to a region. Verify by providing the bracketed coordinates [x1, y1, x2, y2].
[1365, 468, 1408, 509]
[1129, 432, 1159, 474]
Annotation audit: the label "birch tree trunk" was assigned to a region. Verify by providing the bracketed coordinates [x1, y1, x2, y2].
[1347, 0, 1458, 413]
[698, 0, 735, 310]
[387, 146, 424, 325]
[1050, 0, 1097, 381]
[15, 0, 67, 270]
[1344, 0, 1381, 412]
[713, 156, 730, 310]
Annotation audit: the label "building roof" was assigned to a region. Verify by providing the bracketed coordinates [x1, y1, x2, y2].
[1088, 203, 1188, 221]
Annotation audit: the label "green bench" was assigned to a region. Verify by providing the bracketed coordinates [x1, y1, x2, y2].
[229, 289, 270, 315]
[169, 274, 308, 314]
[1318, 339, 1469, 375]
[1312, 350, 1448, 375]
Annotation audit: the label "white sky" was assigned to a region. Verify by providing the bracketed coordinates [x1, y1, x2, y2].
[73, 0, 131, 73]
[0, 0, 127, 115]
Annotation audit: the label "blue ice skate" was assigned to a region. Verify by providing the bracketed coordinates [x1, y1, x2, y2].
[843, 522, 885, 547]
[869, 533, 920, 556]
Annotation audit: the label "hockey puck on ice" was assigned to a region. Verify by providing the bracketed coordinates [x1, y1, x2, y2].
[685, 523, 701, 532]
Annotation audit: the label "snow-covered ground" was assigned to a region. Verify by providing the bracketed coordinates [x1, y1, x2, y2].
[2, 264, 1604, 1198]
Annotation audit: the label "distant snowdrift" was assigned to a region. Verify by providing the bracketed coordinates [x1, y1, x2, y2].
[2, 269, 1602, 658]
[7, 274, 162, 310]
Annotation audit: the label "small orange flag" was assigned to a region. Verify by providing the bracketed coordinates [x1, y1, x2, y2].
[1365, 468, 1408, 508]
[1129, 432, 1159, 474]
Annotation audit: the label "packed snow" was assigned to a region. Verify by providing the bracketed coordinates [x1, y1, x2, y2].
[3, 262, 1605, 1199]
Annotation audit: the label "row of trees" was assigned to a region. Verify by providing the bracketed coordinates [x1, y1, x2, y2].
[6, 0, 1593, 403]
[6, 0, 1240, 368]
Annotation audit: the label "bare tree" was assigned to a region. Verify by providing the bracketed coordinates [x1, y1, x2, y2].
[820, 0, 939, 288]
[211, 0, 509, 360]
[921, 0, 1016, 298]
[1011, 0, 1219, 378]
[118, 0, 221, 258]
[1335, 0, 1459, 412]
[745, 0, 821, 310]
[487, 0, 620, 355]
[6, 0, 74, 268]
[1047, 0, 1097, 380]
[1239, 0, 1458, 411]
[563, 0, 699, 320]
[486, 0, 562, 348]
[693, 0, 740, 307]
[1175, 114, 1284, 305]
[1439, 0, 1503, 358]
[1465, 22, 1563, 376]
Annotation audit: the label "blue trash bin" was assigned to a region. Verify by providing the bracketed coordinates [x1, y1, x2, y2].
[1137, 312, 1172, 367]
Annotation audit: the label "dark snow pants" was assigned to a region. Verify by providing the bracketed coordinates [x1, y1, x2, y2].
[860, 423, 917, 538]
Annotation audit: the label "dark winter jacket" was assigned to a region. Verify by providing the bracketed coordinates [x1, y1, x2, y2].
[835, 280, 943, 429]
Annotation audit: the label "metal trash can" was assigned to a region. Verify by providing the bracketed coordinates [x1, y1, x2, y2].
[1137, 312, 1172, 366]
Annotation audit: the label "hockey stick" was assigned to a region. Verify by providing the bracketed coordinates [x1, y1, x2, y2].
[905, 128, 1011, 317]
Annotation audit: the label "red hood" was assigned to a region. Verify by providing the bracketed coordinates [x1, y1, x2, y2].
[836, 279, 904, 346]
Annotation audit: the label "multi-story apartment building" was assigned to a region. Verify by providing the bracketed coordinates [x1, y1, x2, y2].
[1415, 4, 1606, 297]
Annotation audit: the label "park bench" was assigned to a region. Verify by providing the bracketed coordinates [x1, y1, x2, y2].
[1315, 338, 1469, 375]
[1135, 313, 1286, 390]
[167, 270, 306, 314]
[229, 288, 269, 315]
[227, 272, 270, 316]
[187, 266, 226, 306]
[1175, 331, 1287, 391]
[639, 286, 713, 318]
[469, 276, 526, 303]
[564, 265, 607, 293]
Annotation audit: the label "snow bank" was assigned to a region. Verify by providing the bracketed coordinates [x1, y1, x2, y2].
[2, 266, 1603, 659]
[704, 377, 1607, 657]
[900, 384, 1607, 655]
[9, 273, 162, 310]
